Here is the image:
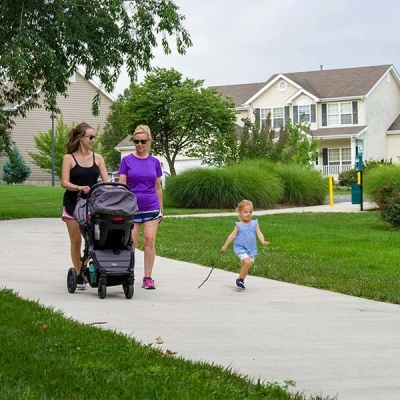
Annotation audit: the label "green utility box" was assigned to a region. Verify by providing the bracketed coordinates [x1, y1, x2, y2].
[351, 184, 361, 204]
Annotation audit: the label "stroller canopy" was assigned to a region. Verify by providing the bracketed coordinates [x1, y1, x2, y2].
[74, 184, 138, 225]
[89, 184, 138, 217]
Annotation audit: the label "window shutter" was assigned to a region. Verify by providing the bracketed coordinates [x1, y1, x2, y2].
[255, 108, 261, 129]
[322, 104, 327, 126]
[352, 101, 358, 124]
[293, 106, 298, 123]
[284, 106, 290, 122]
[322, 148, 328, 166]
[311, 104, 316, 123]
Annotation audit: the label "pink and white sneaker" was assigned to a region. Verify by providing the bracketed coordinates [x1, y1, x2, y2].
[142, 276, 156, 290]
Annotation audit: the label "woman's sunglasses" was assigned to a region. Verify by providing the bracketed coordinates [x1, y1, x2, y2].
[134, 139, 148, 145]
[84, 135, 96, 141]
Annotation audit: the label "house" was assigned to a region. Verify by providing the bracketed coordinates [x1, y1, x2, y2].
[210, 64, 400, 177]
[0, 69, 114, 185]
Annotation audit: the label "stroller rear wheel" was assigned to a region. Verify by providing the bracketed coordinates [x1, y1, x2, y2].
[67, 268, 77, 293]
[98, 278, 107, 299]
[123, 281, 134, 299]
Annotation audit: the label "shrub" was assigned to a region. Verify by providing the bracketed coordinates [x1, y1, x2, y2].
[338, 169, 357, 186]
[363, 165, 400, 201]
[275, 164, 328, 206]
[375, 183, 400, 228]
[164, 161, 283, 209]
[363, 159, 392, 174]
[2, 146, 31, 184]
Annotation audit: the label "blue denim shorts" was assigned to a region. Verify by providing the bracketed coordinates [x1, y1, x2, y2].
[133, 210, 162, 224]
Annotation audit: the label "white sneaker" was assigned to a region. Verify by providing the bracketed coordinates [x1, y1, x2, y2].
[77, 274, 86, 290]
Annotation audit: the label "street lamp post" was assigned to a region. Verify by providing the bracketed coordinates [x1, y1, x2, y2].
[51, 111, 55, 186]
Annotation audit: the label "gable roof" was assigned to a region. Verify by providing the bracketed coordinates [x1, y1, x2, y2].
[210, 64, 397, 106]
[387, 114, 400, 132]
[3, 68, 115, 110]
[268, 64, 393, 99]
[115, 135, 133, 150]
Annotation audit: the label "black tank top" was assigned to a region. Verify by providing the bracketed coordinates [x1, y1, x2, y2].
[63, 153, 100, 209]
[69, 153, 100, 188]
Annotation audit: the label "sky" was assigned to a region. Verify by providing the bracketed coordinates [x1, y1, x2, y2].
[112, 0, 400, 97]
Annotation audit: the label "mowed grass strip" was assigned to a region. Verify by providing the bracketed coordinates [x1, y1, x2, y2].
[155, 212, 400, 304]
[0, 289, 335, 400]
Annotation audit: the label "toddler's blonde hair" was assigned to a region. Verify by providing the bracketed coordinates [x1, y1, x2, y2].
[236, 199, 254, 214]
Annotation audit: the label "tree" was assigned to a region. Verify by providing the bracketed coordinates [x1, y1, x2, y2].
[2, 146, 31, 184]
[0, 0, 192, 143]
[235, 114, 320, 166]
[99, 89, 132, 171]
[275, 118, 320, 165]
[108, 68, 237, 174]
[28, 116, 99, 178]
[0, 122, 13, 155]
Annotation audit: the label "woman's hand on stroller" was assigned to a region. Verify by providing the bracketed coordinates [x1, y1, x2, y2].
[77, 185, 90, 197]
[81, 185, 90, 195]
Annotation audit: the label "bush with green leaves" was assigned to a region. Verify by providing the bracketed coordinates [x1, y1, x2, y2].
[2, 146, 31, 184]
[338, 168, 357, 186]
[375, 183, 400, 228]
[363, 158, 392, 174]
[275, 164, 328, 206]
[363, 164, 400, 228]
[363, 164, 400, 200]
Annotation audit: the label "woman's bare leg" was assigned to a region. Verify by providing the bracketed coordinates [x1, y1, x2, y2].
[64, 219, 82, 274]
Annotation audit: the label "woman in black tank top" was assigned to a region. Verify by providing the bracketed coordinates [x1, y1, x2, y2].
[61, 122, 109, 289]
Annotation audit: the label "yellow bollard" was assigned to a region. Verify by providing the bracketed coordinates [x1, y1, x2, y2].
[329, 174, 334, 207]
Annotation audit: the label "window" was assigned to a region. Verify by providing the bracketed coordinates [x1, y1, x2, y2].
[260, 107, 284, 129]
[327, 102, 352, 125]
[328, 148, 351, 167]
[298, 105, 310, 122]
[278, 80, 287, 91]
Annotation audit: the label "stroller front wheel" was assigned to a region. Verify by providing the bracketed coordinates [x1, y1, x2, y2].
[67, 268, 77, 293]
[98, 279, 107, 299]
[123, 281, 134, 299]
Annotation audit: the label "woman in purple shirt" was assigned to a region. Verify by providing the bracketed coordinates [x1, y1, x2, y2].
[119, 125, 163, 290]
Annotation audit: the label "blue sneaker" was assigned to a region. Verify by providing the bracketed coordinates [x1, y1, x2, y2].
[236, 279, 245, 290]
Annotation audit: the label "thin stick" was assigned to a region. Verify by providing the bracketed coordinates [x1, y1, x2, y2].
[198, 253, 223, 289]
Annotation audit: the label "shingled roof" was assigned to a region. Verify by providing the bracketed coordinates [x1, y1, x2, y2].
[209, 82, 266, 107]
[210, 65, 394, 106]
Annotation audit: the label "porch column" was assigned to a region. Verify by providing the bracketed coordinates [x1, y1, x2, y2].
[350, 137, 357, 168]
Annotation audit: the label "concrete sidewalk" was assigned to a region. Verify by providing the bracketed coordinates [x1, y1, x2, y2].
[1, 203, 400, 400]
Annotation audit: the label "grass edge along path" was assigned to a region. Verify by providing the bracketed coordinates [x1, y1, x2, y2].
[0, 289, 335, 400]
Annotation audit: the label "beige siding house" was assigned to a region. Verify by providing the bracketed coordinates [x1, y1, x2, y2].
[0, 70, 114, 185]
[210, 64, 400, 177]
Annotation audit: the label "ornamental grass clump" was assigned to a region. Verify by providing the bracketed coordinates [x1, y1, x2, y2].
[275, 164, 328, 206]
[164, 163, 282, 209]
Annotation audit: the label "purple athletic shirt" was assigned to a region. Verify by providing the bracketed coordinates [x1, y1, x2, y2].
[119, 153, 162, 211]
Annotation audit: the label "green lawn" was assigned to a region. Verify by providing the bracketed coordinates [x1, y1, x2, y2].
[2, 184, 393, 399]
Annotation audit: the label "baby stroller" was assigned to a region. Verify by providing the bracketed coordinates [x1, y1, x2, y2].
[67, 182, 138, 299]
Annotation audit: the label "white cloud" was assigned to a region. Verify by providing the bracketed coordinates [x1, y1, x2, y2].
[113, 0, 400, 96]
